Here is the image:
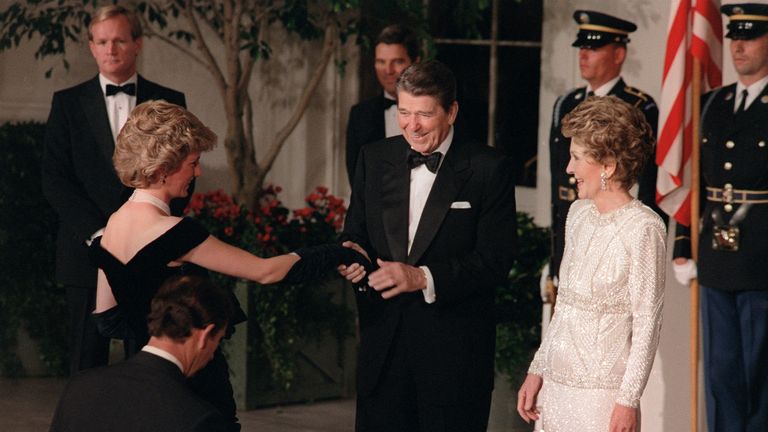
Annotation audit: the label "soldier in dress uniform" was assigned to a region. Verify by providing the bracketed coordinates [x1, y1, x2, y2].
[673, 4, 768, 431]
[546, 10, 664, 291]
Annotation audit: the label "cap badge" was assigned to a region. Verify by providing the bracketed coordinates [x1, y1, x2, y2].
[733, 6, 744, 15]
[579, 13, 589, 24]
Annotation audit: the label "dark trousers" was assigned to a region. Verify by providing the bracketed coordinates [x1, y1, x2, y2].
[701, 286, 768, 432]
[65, 285, 110, 375]
[355, 328, 491, 432]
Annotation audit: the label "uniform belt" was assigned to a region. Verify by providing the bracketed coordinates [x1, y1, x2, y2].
[558, 186, 576, 202]
[706, 187, 768, 204]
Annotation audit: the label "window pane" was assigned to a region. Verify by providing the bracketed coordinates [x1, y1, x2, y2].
[496, 46, 540, 187]
[436, 44, 540, 187]
[435, 44, 490, 145]
[499, 0, 543, 41]
[429, 0, 542, 41]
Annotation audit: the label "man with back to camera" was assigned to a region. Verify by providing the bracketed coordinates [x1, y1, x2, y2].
[49, 275, 232, 432]
[545, 9, 665, 296]
[673, 4, 768, 431]
[42, 4, 187, 374]
[339, 60, 516, 432]
[346, 24, 420, 185]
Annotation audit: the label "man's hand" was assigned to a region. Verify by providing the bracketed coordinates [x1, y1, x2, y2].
[337, 241, 369, 284]
[368, 258, 426, 299]
[608, 404, 638, 432]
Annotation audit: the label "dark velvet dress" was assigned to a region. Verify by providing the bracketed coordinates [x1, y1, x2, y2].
[90, 217, 245, 432]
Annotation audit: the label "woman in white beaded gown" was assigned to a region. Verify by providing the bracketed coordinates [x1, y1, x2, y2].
[517, 96, 666, 432]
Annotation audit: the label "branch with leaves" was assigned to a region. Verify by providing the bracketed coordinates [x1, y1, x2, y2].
[0, 0, 359, 209]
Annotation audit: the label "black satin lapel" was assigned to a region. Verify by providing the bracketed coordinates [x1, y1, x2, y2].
[373, 96, 387, 138]
[381, 158, 410, 263]
[136, 75, 153, 103]
[80, 78, 115, 163]
[407, 146, 471, 265]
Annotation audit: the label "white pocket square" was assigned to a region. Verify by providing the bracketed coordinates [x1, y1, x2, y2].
[450, 201, 471, 209]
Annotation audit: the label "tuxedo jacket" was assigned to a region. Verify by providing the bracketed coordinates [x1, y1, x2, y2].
[343, 135, 517, 403]
[673, 83, 768, 292]
[548, 78, 663, 279]
[49, 351, 227, 432]
[42, 75, 186, 287]
[346, 94, 391, 185]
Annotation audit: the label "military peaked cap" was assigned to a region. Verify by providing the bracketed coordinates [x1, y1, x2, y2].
[722, 3, 768, 40]
[572, 10, 637, 48]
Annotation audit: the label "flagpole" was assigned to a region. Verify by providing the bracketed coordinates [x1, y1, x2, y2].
[690, 57, 702, 432]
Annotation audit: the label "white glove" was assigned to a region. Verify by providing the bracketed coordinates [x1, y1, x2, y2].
[673, 259, 697, 286]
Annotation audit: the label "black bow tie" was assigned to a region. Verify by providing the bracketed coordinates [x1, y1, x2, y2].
[105, 83, 136, 96]
[383, 98, 397, 109]
[407, 149, 442, 173]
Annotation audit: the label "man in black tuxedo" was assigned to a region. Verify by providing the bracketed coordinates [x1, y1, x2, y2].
[42, 5, 187, 374]
[345, 24, 420, 185]
[340, 60, 516, 432]
[49, 275, 231, 432]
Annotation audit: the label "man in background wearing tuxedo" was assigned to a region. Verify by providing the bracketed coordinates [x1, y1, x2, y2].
[42, 4, 187, 374]
[340, 60, 516, 432]
[345, 24, 420, 185]
[49, 276, 231, 432]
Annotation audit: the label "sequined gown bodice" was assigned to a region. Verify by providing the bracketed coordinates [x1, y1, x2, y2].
[529, 199, 666, 430]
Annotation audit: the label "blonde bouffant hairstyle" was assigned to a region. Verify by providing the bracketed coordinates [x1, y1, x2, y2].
[113, 100, 217, 188]
[560, 95, 654, 190]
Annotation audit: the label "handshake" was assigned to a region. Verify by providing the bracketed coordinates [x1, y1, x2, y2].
[283, 243, 375, 288]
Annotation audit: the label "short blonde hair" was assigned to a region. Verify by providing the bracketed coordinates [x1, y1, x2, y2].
[88, 5, 142, 40]
[114, 101, 217, 188]
[561, 95, 654, 190]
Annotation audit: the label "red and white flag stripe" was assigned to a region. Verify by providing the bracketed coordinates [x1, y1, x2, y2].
[656, 0, 722, 226]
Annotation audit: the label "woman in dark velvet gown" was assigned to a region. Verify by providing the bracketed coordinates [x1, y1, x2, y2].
[90, 101, 367, 432]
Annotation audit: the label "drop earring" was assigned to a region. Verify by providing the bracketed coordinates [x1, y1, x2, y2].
[600, 171, 607, 191]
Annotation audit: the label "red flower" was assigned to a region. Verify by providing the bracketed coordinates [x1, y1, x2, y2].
[224, 226, 234, 236]
[294, 207, 313, 218]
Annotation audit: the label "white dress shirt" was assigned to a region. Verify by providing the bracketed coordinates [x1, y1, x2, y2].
[142, 345, 183, 373]
[587, 75, 622, 97]
[99, 73, 138, 141]
[735, 74, 768, 113]
[384, 91, 400, 138]
[408, 127, 454, 304]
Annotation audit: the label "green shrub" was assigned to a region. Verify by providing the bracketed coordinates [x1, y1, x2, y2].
[495, 212, 549, 387]
[0, 121, 67, 376]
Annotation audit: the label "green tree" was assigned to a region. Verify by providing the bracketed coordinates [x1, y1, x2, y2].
[0, 0, 359, 210]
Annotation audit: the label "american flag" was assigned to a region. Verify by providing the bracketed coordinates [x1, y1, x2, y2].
[656, 0, 722, 226]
